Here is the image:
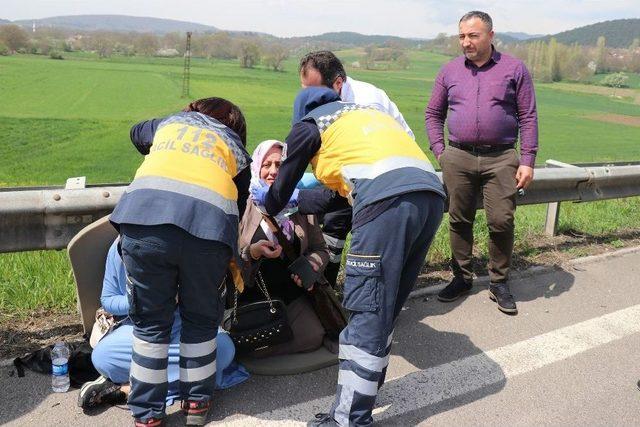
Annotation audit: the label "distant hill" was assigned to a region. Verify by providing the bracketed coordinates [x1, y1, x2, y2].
[291, 31, 418, 47]
[7, 15, 422, 47]
[13, 15, 218, 34]
[534, 18, 640, 48]
[502, 31, 545, 40]
[0, 19, 11, 25]
[495, 34, 520, 45]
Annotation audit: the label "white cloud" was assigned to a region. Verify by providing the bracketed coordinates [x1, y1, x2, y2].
[2, 0, 639, 38]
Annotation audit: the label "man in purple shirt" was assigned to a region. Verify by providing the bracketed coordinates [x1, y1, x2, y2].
[425, 11, 538, 315]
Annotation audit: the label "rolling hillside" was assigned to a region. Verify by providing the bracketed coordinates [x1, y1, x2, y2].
[535, 18, 640, 48]
[13, 14, 218, 34]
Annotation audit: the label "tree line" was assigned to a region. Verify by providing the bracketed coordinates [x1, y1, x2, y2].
[0, 24, 413, 73]
[427, 33, 640, 85]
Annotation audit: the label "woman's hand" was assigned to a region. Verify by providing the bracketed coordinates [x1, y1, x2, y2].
[291, 262, 319, 290]
[249, 240, 282, 260]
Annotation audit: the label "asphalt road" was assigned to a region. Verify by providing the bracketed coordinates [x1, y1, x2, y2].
[2, 247, 639, 426]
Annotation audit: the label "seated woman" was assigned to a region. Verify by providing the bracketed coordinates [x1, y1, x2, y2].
[237, 139, 329, 358]
[78, 239, 249, 409]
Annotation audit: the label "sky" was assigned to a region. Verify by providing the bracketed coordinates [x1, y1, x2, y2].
[3, 0, 639, 39]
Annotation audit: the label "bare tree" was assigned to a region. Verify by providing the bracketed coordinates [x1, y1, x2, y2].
[264, 44, 289, 71]
[134, 33, 159, 56]
[237, 39, 261, 68]
[0, 24, 29, 52]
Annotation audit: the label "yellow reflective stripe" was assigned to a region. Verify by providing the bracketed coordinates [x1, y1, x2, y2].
[128, 176, 239, 216]
[180, 338, 217, 359]
[341, 156, 436, 184]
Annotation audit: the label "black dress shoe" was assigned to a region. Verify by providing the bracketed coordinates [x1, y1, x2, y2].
[437, 277, 473, 302]
[307, 413, 338, 426]
[488, 282, 518, 314]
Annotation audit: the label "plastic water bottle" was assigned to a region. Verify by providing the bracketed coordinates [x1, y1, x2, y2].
[51, 341, 70, 392]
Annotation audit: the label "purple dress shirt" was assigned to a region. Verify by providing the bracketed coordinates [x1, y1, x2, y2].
[425, 48, 538, 167]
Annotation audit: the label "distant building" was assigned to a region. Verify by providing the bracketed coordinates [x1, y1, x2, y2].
[156, 48, 180, 57]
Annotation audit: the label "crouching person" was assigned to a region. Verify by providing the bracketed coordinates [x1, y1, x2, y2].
[79, 239, 250, 410]
[109, 97, 252, 426]
[252, 88, 446, 426]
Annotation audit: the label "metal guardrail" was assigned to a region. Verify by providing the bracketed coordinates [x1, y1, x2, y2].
[1, 163, 639, 253]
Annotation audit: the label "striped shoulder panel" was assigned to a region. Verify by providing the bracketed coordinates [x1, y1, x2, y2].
[303, 101, 376, 133]
[159, 112, 251, 173]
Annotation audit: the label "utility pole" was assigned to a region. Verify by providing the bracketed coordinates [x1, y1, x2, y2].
[182, 31, 192, 98]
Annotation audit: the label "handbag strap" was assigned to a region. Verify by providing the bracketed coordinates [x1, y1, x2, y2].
[261, 214, 297, 262]
[230, 270, 276, 324]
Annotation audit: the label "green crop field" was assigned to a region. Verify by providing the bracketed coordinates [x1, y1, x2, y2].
[1, 50, 639, 316]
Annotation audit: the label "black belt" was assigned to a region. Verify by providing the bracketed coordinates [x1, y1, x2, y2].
[449, 141, 514, 154]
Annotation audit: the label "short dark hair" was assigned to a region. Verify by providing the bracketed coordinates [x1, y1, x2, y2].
[459, 11, 493, 32]
[299, 50, 347, 87]
[183, 97, 247, 146]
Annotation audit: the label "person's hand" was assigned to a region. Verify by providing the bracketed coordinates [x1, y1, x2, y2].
[249, 179, 269, 205]
[291, 261, 319, 290]
[516, 165, 534, 189]
[249, 240, 282, 260]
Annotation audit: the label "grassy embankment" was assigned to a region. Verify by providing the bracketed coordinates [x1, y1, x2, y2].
[1, 51, 639, 316]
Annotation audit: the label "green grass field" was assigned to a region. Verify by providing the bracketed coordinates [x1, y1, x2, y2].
[1, 51, 639, 316]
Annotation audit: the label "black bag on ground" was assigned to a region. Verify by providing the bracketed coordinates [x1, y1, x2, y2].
[13, 340, 99, 388]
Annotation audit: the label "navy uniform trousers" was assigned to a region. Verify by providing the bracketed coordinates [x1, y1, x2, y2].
[120, 224, 231, 421]
[330, 191, 444, 426]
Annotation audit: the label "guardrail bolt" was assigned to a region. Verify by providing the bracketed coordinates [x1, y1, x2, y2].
[102, 191, 110, 198]
[53, 194, 61, 201]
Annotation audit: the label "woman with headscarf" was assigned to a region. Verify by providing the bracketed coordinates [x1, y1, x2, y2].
[237, 139, 329, 358]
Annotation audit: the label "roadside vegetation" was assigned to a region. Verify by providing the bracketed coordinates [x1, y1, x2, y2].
[1, 47, 639, 318]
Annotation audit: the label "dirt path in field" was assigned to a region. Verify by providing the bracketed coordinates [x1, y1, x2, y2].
[584, 113, 640, 127]
[2, 229, 640, 361]
[549, 82, 640, 104]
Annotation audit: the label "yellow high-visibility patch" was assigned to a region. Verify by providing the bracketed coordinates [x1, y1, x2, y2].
[135, 123, 238, 200]
[311, 109, 430, 197]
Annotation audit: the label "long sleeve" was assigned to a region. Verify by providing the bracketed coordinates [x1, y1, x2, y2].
[374, 92, 415, 139]
[425, 70, 449, 158]
[298, 187, 350, 215]
[303, 215, 330, 273]
[130, 118, 165, 155]
[265, 121, 322, 215]
[515, 63, 539, 167]
[100, 240, 129, 316]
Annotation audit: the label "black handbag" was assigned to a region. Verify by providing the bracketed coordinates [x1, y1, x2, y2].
[222, 271, 293, 354]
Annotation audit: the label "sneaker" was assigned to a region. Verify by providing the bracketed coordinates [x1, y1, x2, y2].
[437, 277, 473, 302]
[182, 400, 211, 426]
[134, 418, 164, 427]
[78, 375, 126, 409]
[488, 282, 518, 314]
[307, 413, 338, 426]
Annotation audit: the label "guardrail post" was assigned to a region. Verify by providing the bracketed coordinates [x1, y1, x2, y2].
[544, 202, 561, 236]
[542, 160, 581, 237]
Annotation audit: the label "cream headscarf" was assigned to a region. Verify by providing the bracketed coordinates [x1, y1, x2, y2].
[250, 140, 295, 244]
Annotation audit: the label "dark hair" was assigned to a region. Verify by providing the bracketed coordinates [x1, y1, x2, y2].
[183, 97, 247, 146]
[459, 11, 493, 32]
[299, 50, 347, 87]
